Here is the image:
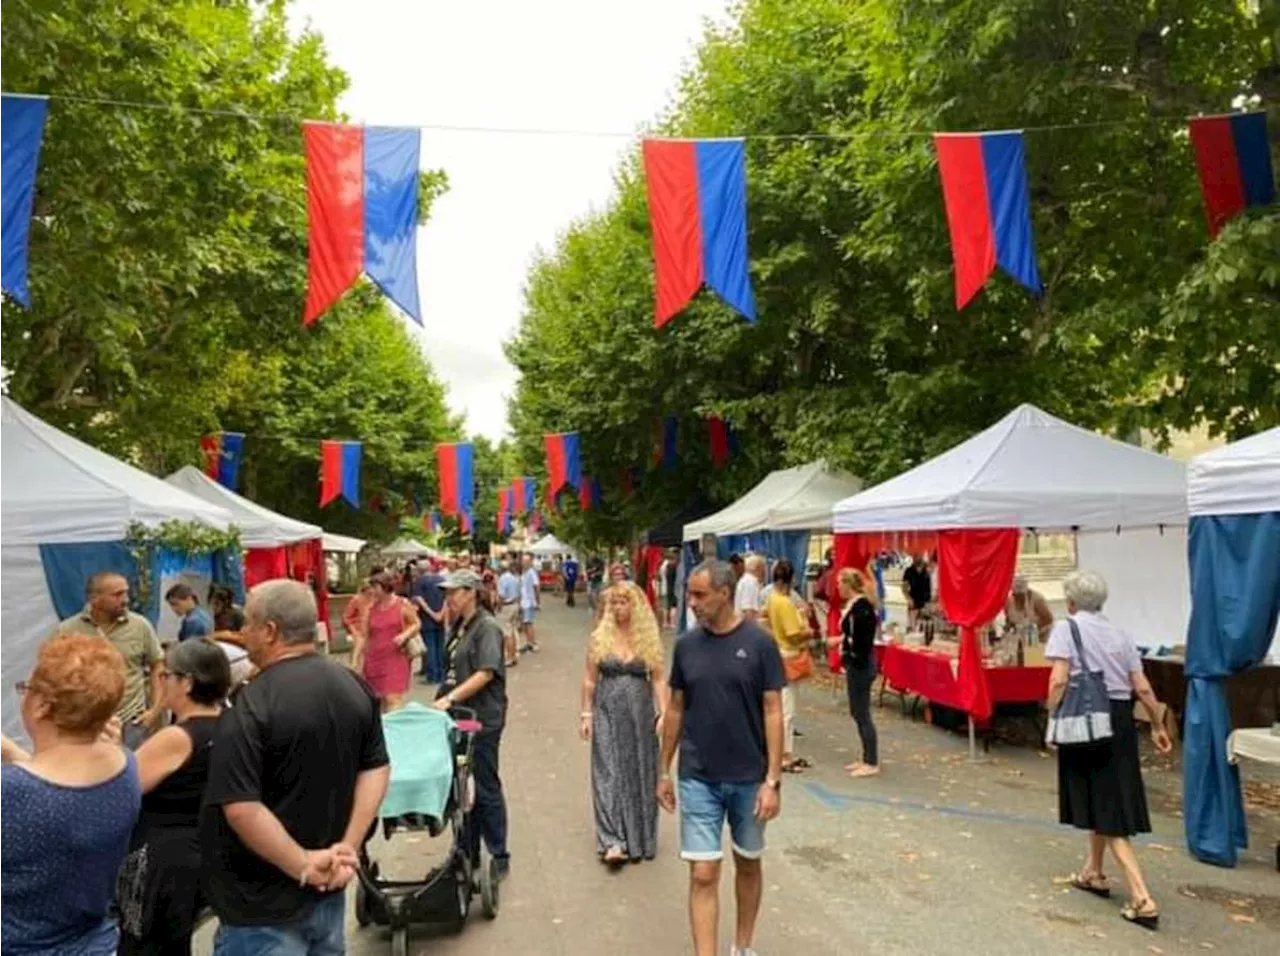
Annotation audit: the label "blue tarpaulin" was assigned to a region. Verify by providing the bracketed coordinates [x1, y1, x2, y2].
[38, 542, 140, 620]
[1183, 512, 1280, 866]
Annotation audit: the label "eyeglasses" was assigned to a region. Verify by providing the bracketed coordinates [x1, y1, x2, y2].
[14, 681, 29, 694]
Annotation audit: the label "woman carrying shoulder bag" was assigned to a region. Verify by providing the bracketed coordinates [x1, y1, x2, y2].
[1045, 571, 1172, 931]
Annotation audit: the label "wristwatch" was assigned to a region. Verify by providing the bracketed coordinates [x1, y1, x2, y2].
[765, 777, 781, 791]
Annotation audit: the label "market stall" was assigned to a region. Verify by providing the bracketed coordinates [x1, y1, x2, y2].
[639, 499, 719, 615]
[166, 465, 327, 629]
[831, 404, 1189, 747]
[683, 459, 863, 574]
[1182, 426, 1280, 868]
[2, 398, 236, 739]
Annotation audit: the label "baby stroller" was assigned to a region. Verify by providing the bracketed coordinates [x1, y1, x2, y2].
[355, 703, 500, 955]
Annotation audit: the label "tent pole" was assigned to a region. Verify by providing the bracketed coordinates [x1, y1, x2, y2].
[967, 717, 986, 763]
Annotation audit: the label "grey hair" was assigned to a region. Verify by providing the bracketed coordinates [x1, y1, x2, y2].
[1063, 570, 1108, 613]
[690, 559, 736, 594]
[744, 554, 766, 573]
[246, 579, 318, 645]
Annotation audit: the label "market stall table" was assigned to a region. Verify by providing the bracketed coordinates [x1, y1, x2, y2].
[1227, 728, 1280, 870]
[879, 643, 1051, 746]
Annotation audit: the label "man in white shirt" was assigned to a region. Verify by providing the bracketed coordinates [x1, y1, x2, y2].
[519, 552, 542, 653]
[497, 555, 522, 665]
[734, 555, 766, 621]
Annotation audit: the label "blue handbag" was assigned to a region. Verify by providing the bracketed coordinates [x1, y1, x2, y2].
[1045, 618, 1114, 746]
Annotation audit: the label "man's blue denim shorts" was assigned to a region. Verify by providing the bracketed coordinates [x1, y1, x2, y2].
[678, 776, 766, 862]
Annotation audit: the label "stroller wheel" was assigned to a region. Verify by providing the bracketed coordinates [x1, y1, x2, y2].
[390, 926, 408, 956]
[355, 883, 371, 928]
[450, 863, 471, 932]
[480, 856, 500, 919]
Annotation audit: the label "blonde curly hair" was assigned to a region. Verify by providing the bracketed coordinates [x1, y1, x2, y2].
[588, 581, 664, 668]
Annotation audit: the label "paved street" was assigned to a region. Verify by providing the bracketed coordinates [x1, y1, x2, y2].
[201, 599, 1279, 955]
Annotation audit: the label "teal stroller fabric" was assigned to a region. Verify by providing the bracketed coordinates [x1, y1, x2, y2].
[378, 702, 456, 822]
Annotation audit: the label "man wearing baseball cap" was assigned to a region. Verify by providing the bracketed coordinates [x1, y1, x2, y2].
[433, 568, 511, 878]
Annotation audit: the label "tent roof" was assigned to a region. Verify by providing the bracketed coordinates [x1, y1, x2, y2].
[529, 534, 573, 556]
[832, 404, 1188, 532]
[684, 460, 863, 540]
[322, 531, 367, 554]
[1, 397, 233, 545]
[1188, 426, 1280, 517]
[165, 466, 320, 548]
[379, 538, 435, 557]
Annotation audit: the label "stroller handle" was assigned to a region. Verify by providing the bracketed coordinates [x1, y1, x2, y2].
[446, 704, 483, 735]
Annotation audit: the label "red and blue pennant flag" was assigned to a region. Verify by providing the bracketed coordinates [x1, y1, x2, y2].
[934, 131, 1042, 309]
[497, 487, 512, 534]
[654, 417, 679, 470]
[579, 475, 601, 511]
[423, 510, 441, 533]
[511, 476, 537, 515]
[707, 416, 739, 468]
[529, 510, 542, 533]
[319, 440, 362, 507]
[544, 431, 582, 498]
[2, 95, 49, 307]
[642, 138, 756, 328]
[1188, 112, 1275, 238]
[303, 123, 422, 326]
[460, 510, 473, 535]
[435, 442, 475, 516]
[199, 432, 246, 490]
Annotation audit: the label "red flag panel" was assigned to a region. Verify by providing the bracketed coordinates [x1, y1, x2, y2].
[319, 441, 344, 507]
[1188, 116, 1247, 238]
[437, 443, 460, 515]
[935, 134, 996, 310]
[304, 123, 365, 325]
[642, 140, 704, 328]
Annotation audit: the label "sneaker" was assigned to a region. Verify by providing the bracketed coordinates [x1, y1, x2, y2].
[493, 856, 511, 881]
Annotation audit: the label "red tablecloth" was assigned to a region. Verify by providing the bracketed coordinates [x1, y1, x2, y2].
[881, 644, 1050, 716]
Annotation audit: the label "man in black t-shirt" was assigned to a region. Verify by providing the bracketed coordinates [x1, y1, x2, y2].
[901, 553, 933, 630]
[658, 560, 784, 956]
[201, 580, 389, 954]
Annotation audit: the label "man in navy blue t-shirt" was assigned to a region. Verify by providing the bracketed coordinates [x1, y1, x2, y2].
[658, 559, 784, 956]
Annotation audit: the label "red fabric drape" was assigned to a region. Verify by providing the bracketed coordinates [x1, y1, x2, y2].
[641, 545, 665, 611]
[937, 528, 1020, 722]
[244, 547, 289, 589]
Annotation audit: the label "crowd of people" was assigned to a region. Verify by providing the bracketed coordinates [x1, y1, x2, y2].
[0, 538, 1179, 955]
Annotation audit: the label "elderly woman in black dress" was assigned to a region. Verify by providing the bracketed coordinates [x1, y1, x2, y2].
[1046, 570, 1172, 931]
[579, 581, 668, 865]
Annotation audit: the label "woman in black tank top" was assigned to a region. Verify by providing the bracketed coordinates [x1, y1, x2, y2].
[117, 640, 231, 956]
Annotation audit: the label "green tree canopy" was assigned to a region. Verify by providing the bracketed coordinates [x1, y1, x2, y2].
[506, 0, 1278, 546]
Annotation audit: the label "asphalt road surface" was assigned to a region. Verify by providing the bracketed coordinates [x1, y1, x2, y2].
[197, 598, 1280, 956]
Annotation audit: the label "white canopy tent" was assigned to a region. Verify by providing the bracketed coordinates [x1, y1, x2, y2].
[832, 404, 1191, 645]
[322, 532, 367, 554]
[529, 534, 574, 557]
[2, 397, 234, 738]
[379, 538, 436, 558]
[683, 460, 863, 539]
[166, 465, 320, 548]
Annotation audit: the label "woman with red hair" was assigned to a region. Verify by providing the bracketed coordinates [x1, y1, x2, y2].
[1, 635, 142, 954]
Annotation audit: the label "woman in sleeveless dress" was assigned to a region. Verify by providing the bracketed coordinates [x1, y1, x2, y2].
[579, 582, 668, 864]
[117, 639, 230, 956]
[355, 571, 420, 711]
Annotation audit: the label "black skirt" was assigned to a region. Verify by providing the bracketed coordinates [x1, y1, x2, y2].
[1057, 698, 1152, 837]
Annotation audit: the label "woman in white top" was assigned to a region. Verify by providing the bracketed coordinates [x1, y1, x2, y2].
[1045, 571, 1172, 931]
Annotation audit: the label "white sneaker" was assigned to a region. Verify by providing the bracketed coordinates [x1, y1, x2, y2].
[730, 948, 758, 956]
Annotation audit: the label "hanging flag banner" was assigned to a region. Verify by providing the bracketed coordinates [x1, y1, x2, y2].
[934, 131, 1042, 309]
[2, 95, 50, 307]
[436, 442, 475, 515]
[319, 440, 362, 507]
[423, 510, 441, 533]
[497, 486, 511, 533]
[199, 432, 246, 490]
[303, 123, 422, 326]
[529, 510, 542, 533]
[1188, 111, 1275, 238]
[460, 509, 474, 535]
[642, 138, 757, 328]
[544, 431, 582, 498]
[579, 475, 601, 511]
[511, 476, 537, 515]
[707, 416, 739, 468]
[654, 416, 679, 470]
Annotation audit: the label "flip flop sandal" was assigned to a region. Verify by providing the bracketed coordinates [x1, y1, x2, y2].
[1070, 873, 1111, 898]
[1121, 900, 1159, 931]
[792, 757, 812, 769]
[781, 761, 803, 773]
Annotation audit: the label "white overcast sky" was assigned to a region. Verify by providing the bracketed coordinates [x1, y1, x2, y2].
[290, 0, 734, 441]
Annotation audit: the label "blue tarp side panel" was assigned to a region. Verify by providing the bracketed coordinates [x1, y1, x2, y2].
[763, 531, 811, 582]
[1183, 512, 1280, 867]
[679, 541, 700, 632]
[38, 541, 139, 621]
[212, 548, 245, 605]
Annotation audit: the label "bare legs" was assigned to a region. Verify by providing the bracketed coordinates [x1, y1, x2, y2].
[1081, 831, 1106, 881]
[1081, 832, 1157, 912]
[688, 855, 763, 956]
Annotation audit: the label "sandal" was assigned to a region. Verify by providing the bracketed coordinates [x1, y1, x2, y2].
[1069, 873, 1111, 899]
[602, 846, 626, 865]
[850, 764, 880, 777]
[792, 757, 812, 769]
[1120, 899, 1159, 931]
[781, 760, 805, 774]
